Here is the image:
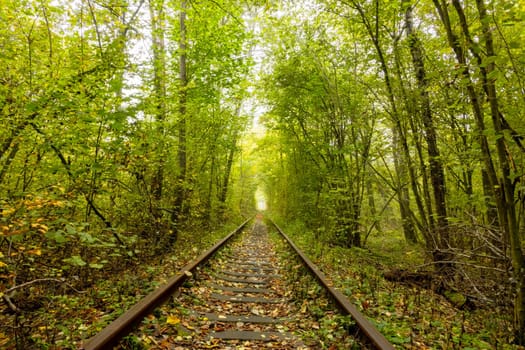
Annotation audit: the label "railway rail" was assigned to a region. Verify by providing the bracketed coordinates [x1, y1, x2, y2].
[82, 216, 394, 349]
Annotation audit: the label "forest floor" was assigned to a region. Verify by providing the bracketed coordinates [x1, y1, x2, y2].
[119, 220, 360, 350]
[1, 219, 523, 349]
[0, 221, 241, 349]
[282, 220, 523, 349]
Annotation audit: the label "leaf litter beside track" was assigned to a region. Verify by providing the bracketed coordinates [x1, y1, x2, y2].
[0, 223, 244, 349]
[276, 223, 525, 350]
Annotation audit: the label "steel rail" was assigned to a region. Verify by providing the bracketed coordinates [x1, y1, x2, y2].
[82, 218, 252, 350]
[272, 221, 395, 350]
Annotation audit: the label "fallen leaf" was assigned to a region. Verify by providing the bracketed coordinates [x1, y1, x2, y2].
[182, 321, 194, 330]
[166, 315, 181, 325]
[300, 300, 308, 313]
[27, 249, 42, 256]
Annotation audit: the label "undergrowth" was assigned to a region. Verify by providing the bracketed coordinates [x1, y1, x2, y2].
[0, 221, 242, 349]
[279, 220, 522, 350]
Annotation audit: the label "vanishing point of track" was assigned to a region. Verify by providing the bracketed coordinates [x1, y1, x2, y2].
[82, 216, 394, 349]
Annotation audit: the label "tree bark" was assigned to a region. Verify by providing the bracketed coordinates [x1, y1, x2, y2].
[149, 0, 167, 225]
[475, 0, 525, 342]
[170, 0, 188, 241]
[405, 1, 450, 266]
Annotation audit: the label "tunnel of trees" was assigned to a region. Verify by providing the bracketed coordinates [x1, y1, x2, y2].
[1, 0, 524, 347]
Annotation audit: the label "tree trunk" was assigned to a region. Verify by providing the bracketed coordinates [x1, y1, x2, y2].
[0, 142, 19, 186]
[392, 126, 419, 244]
[170, 0, 188, 241]
[475, 0, 525, 342]
[433, 0, 525, 342]
[391, 34, 429, 242]
[350, 0, 418, 244]
[149, 0, 167, 225]
[366, 170, 382, 234]
[482, 169, 499, 228]
[218, 106, 242, 212]
[405, 1, 450, 267]
[219, 134, 236, 207]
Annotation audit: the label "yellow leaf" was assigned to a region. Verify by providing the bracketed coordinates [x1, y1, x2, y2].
[182, 321, 194, 330]
[2, 208, 15, 217]
[27, 249, 42, 256]
[31, 224, 48, 233]
[166, 315, 180, 325]
[0, 261, 7, 268]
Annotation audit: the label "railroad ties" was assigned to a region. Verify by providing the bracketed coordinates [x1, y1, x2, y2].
[130, 219, 306, 349]
[86, 217, 394, 349]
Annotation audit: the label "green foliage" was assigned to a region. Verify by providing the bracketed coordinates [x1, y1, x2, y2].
[257, 3, 383, 248]
[1, 0, 525, 346]
[0, 0, 252, 347]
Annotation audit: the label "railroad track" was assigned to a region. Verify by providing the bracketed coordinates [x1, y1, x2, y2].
[83, 216, 394, 349]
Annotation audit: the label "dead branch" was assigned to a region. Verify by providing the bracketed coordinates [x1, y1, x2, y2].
[1, 278, 86, 313]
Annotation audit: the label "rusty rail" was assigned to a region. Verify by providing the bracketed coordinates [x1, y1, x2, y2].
[82, 218, 251, 350]
[272, 221, 395, 350]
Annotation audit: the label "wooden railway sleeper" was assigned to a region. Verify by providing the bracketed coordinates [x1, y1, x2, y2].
[84, 217, 395, 349]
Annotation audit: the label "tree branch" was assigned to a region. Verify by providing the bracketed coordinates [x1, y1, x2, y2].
[2, 278, 86, 313]
[29, 123, 125, 246]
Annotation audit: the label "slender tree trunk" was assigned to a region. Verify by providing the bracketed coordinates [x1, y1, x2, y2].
[350, 0, 417, 244]
[475, 0, 525, 342]
[205, 153, 215, 222]
[366, 170, 382, 234]
[219, 133, 237, 206]
[0, 142, 19, 186]
[432, 0, 503, 226]
[405, 1, 450, 267]
[149, 0, 167, 225]
[482, 169, 499, 227]
[391, 39, 427, 243]
[433, 0, 525, 341]
[170, 0, 188, 240]
[218, 105, 242, 211]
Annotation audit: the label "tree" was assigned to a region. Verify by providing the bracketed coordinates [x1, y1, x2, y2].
[404, 0, 450, 267]
[149, 0, 168, 228]
[259, 7, 380, 247]
[431, 0, 525, 341]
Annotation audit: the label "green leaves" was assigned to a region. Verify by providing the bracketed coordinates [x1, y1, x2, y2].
[46, 230, 67, 244]
[63, 255, 87, 267]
